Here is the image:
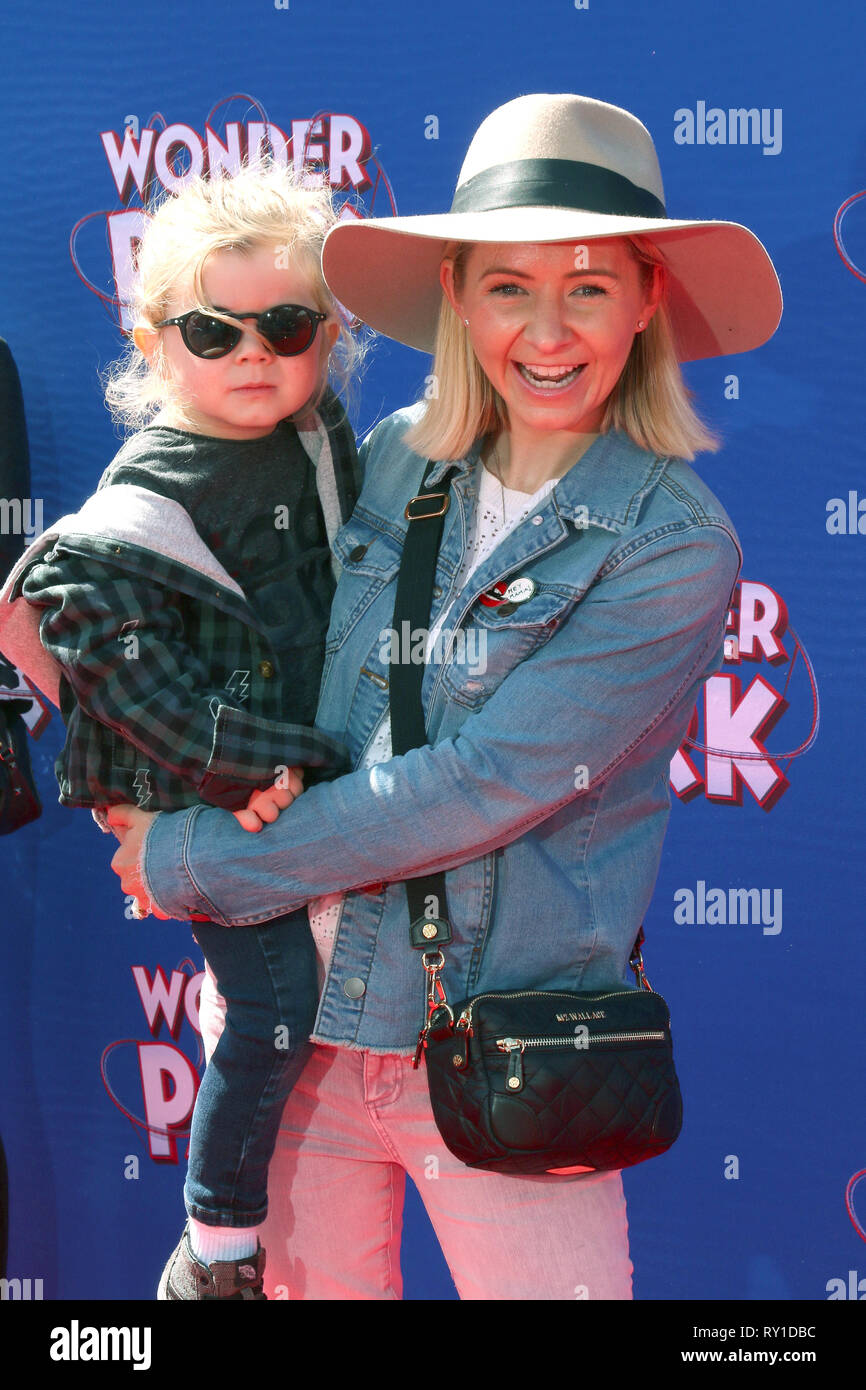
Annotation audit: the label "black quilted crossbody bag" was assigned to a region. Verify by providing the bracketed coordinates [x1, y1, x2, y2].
[392, 461, 683, 1174]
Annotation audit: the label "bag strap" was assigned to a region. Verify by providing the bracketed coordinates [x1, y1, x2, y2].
[388, 459, 653, 1062]
[388, 462, 453, 953]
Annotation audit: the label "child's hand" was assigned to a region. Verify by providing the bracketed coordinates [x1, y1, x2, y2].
[233, 766, 305, 832]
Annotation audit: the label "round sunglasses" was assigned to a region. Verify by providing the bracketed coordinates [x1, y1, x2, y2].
[155, 303, 329, 359]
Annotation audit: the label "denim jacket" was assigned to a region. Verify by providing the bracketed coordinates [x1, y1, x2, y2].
[142, 403, 743, 1053]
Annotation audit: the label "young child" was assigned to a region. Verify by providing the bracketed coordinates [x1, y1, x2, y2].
[0, 164, 363, 1299]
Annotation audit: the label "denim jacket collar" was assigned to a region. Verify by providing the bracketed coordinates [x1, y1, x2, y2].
[425, 428, 670, 535]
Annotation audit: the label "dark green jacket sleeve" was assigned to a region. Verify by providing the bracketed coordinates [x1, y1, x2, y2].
[20, 546, 347, 810]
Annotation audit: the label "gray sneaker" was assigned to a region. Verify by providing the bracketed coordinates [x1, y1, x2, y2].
[157, 1225, 267, 1300]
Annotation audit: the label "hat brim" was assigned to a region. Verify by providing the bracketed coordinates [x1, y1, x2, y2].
[322, 207, 782, 361]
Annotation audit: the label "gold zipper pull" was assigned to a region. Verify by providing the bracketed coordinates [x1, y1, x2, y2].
[497, 1038, 525, 1092]
[450, 1026, 470, 1071]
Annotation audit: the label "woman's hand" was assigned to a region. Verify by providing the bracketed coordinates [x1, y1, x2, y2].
[106, 804, 170, 919]
[232, 766, 305, 833]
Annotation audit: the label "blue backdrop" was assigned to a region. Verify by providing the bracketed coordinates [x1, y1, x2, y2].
[1, 0, 863, 1302]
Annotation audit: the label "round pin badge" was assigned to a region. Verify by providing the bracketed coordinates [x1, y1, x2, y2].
[504, 577, 537, 604]
[479, 580, 508, 608]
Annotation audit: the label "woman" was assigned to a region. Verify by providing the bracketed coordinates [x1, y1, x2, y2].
[110, 92, 782, 1300]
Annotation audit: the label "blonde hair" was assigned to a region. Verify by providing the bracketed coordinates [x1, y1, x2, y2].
[403, 236, 721, 463]
[103, 162, 368, 433]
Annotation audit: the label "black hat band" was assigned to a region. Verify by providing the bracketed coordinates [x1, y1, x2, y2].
[449, 158, 667, 220]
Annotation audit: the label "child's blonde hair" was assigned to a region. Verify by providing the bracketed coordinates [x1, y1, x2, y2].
[104, 162, 367, 433]
[403, 235, 722, 463]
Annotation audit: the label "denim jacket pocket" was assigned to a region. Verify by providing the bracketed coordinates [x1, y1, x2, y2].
[438, 584, 581, 709]
[326, 513, 403, 651]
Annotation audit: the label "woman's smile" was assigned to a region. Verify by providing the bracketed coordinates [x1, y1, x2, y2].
[514, 361, 587, 390]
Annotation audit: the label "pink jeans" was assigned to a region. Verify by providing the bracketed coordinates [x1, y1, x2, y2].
[199, 971, 633, 1301]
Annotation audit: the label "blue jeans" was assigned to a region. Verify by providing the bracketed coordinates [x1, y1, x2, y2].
[185, 908, 317, 1227]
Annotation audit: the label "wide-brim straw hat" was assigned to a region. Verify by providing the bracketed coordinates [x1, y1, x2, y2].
[322, 93, 782, 361]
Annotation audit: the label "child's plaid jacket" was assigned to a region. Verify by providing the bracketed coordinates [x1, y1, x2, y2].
[0, 390, 361, 813]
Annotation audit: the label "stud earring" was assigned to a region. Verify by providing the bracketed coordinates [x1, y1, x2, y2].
[637, 320, 645, 330]
[464, 318, 469, 326]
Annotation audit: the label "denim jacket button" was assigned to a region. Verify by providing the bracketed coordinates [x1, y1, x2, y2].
[349, 544, 368, 561]
[343, 977, 366, 998]
[531, 515, 544, 526]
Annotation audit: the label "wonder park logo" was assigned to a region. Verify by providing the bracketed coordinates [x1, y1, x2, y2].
[70, 94, 397, 331]
[834, 189, 866, 283]
[101, 959, 205, 1162]
[670, 579, 818, 810]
